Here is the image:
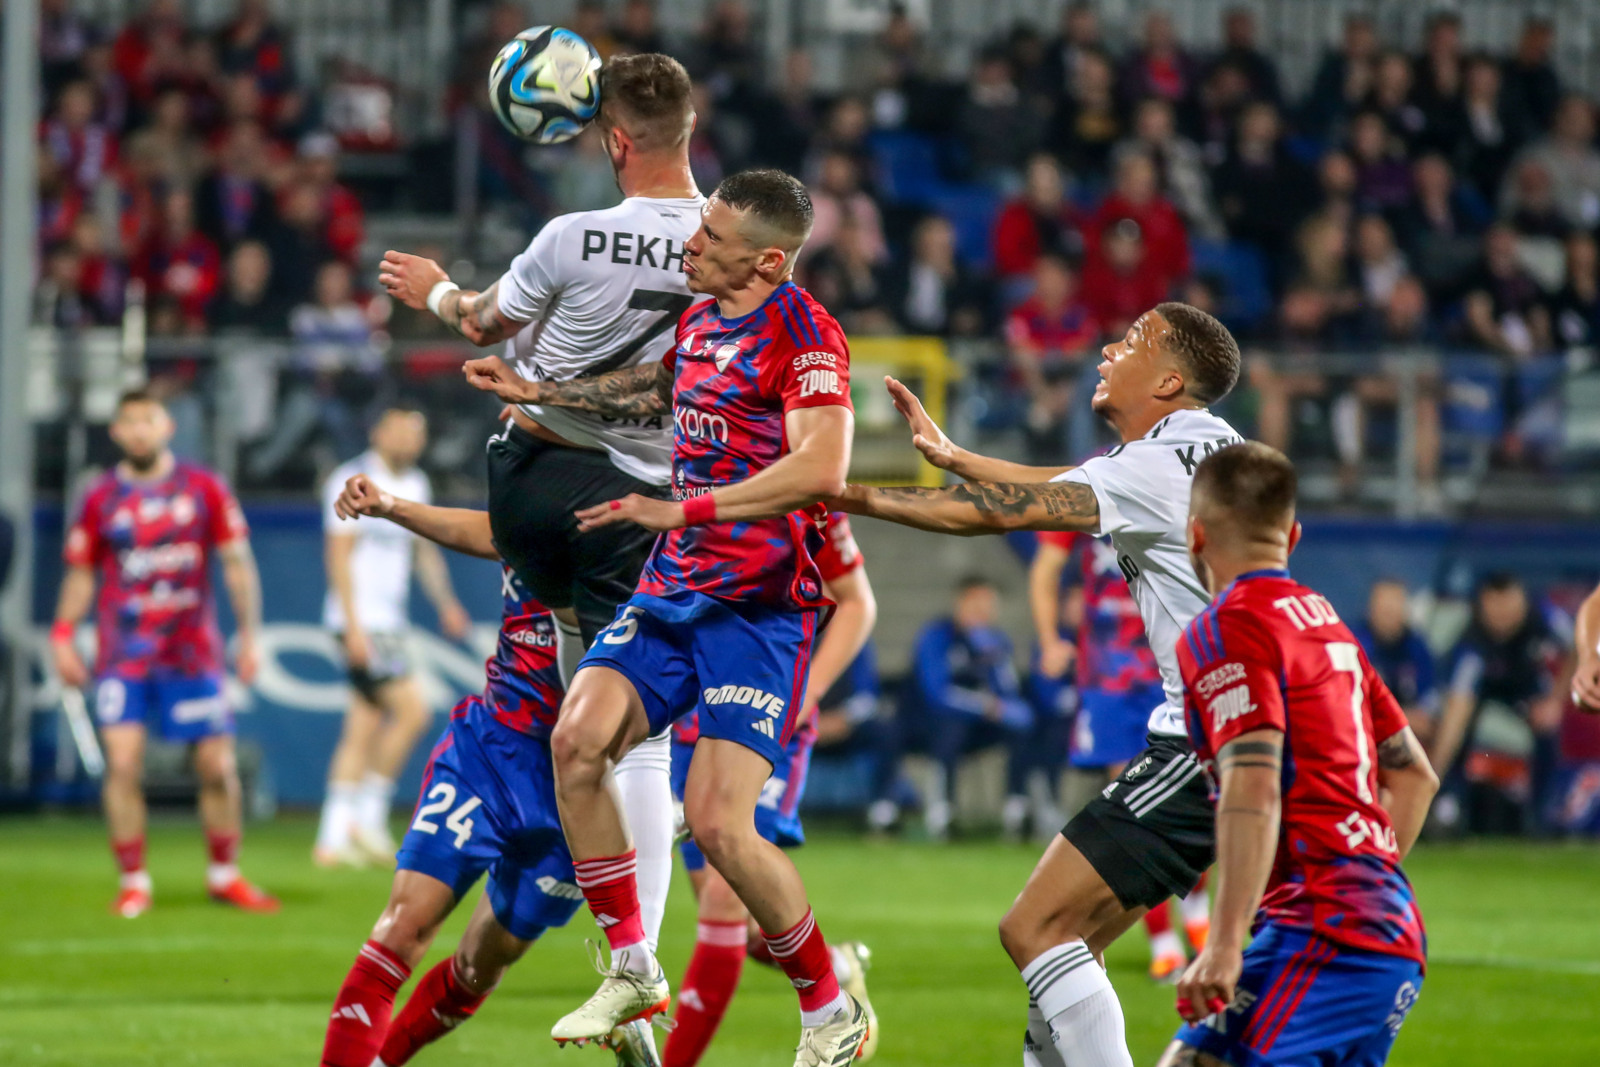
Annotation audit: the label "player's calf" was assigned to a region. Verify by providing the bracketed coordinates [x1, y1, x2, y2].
[322, 872, 456, 1067]
[378, 897, 532, 1066]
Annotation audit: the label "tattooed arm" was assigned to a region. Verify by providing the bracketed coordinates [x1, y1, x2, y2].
[463, 358, 673, 417]
[1176, 729, 1283, 1023]
[378, 252, 522, 347]
[830, 478, 1101, 535]
[1376, 728, 1438, 859]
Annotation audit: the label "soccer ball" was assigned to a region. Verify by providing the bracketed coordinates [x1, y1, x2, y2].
[487, 26, 602, 145]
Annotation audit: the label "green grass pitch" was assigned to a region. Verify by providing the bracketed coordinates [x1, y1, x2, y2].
[2, 815, 1598, 1065]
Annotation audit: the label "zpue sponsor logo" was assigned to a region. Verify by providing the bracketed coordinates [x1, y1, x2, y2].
[1208, 684, 1257, 732]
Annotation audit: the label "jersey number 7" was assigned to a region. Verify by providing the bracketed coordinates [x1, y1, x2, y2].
[578, 289, 697, 379]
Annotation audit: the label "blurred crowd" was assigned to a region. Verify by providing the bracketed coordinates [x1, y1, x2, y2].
[810, 541, 1600, 843]
[29, 0, 1600, 495]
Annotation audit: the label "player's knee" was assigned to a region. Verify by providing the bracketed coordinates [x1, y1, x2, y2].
[370, 903, 443, 964]
[550, 702, 611, 778]
[105, 749, 143, 786]
[680, 801, 752, 868]
[998, 894, 1081, 966]
[193, 743, 236, 788]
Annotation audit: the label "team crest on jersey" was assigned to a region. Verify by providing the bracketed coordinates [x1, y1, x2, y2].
[714, 343, 740, 372]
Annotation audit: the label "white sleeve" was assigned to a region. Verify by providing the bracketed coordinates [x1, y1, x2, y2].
[1053, 440, 1173, 538]
[321, 472, 348, 534]
[496, 218, 567, 325]
[413, 472, 433, 507]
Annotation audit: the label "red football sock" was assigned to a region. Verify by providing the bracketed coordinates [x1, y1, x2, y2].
[762, 909, 845, 1024]
[111, 834, 146, 874]
[377, 956, 489, 1066]
[1142, 900, 1173, 937]
[206, 829, 240, 866]
[663, 921, 747, 1067]
[573, 850, 648, 957]
[321, 940, 411, 1067]
[746, 927, 778, 970]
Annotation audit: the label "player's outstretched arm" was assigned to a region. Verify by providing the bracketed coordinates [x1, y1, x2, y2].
[463, 356, 672, 417]
[1574, 581, 1600, 711]
[886, 376, 1070, 484]
[415, 541, 472, 641]
[1028, 538, 1077, 678]
[576, 405, 855, 532]
[831, 478, 1101, 536]
[379, 252, 521, 347]
[218, 540, 264, 685]
[334, 474, 499, 561]
[1375, 727, 1439, 859]
[1176, 729, 1282, 1024]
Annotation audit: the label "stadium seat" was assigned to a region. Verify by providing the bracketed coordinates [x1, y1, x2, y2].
[869, 130, 945, 206]
[1190, 238, 1273, 330]
[929, 186, 1003, 269]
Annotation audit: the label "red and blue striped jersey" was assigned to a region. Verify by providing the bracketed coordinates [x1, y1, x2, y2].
[638, 281, 853, 610]
[1040, 531, 1162, 694]
[65, 461, 247, 678]
[1178, 570, 1426, 967]
[479, 565, 565, 738]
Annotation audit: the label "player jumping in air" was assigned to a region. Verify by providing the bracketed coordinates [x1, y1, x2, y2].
[379, 62, 709, 1033]
[50, 390, 276, 917]
[319, 478, 658, 1067]
[464, 168, 869, 1065]
[1029, 532, 1211, 982]
[1163, 442, 1437, 1066]
[833, 303, 1242, 1067]
[665, 511, 880, 1066]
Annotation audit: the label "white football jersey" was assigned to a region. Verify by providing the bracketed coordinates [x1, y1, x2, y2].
[322, 451, 432, 634]
[496, 195, 709, 485]
[1054, 408, 1245, 737]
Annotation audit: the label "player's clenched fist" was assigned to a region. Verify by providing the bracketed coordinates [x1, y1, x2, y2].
[575, 494, 685, 533]
[464, 355, 542, 404]
[334, 473, 396, 521]
[1175, 943, 1241, 1024]
[378, 250, 449, 311]
[885, 375, 961, 471]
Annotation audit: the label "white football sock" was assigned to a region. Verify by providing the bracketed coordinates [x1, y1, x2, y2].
[206, 863, 240, 891]
[801, 989, 850, 1029]
[357, 772, 397, 838]
[120, 869, 153, 893]
[1024, 999, 1068, 1067]
[1181, 885, 1210, 926]
[614, 730, 674, 953]
[316, 782, 361, 852]
[1021, 941, 1133, 1067]
[554, 618, 586, 689]
[1148, 928, 1183, 961]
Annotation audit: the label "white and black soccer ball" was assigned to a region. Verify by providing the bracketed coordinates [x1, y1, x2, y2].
[487, 26, 602, 145]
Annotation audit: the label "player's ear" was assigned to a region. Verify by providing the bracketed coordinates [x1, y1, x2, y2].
[1153, 366, 1185, 402]
[759, 245, 790, 279]
[1186, 513, 1205, 556]
[1286, 519, 1303, 557]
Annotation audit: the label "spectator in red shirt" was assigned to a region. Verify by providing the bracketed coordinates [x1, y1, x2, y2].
[133, 187, 222, 330]
[993, 153, 1086, 292]
[296, 132, 365, 264]
[1088, 150, 1189, 290]
[111, 0, 188, 112]
[40, 80, 119, 193]
[1081, 217, 1169, 339]
[1005, 253, 1100, 461]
